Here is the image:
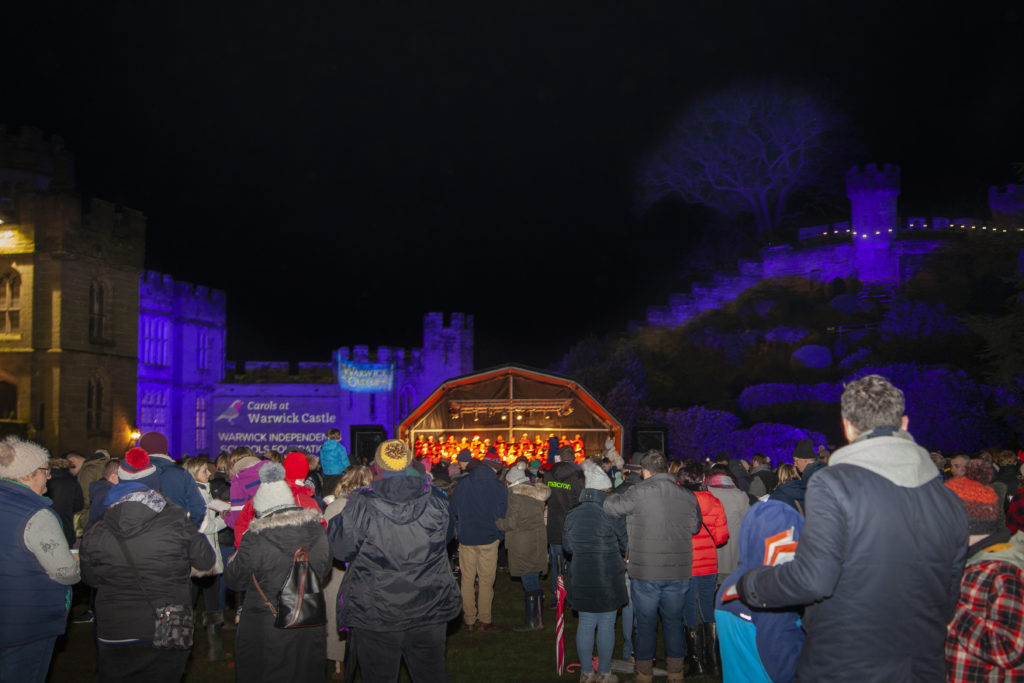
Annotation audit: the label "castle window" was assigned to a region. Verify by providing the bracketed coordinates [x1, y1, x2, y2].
[369, 393, 376, 418]
[89, 280, 109, 341]
[0, 271, 22, 334]
[142, 317, 170, 366]
[198, 329, 214, 371]
[195, 396, 207, 450]
[398, 385, 415, 421]
[86, 377, 105, 433]
[140, 389, 168, 433]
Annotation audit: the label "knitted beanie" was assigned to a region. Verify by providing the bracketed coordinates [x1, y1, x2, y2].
[138, 431, 169, 457]
[506, 461, 529, 486]
[253, 462, 297, 517]
[946, 476, 1000, 535]
[283, 451, 309, 484]
[582, 459, 612, 490]
[792, 438, 816, 462]
[374, 439, 413, 473]
[119, 447, 156, 480]
[457, 448, 473, 463]
[0, 438, 50, 480]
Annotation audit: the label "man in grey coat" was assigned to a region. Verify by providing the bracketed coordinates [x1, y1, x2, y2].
[604, 450, 702, 683]
[737, 374, 968, 682]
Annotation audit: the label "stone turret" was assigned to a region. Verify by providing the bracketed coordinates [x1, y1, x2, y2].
[847, 164, 900, 240]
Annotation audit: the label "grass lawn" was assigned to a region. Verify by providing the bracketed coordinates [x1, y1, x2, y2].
[52, 574, 723, 682]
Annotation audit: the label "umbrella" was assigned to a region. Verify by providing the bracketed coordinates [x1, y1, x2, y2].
[555, 574, 567, 675]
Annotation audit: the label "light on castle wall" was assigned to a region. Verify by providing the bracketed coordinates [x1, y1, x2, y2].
[130, 429, 141, 443]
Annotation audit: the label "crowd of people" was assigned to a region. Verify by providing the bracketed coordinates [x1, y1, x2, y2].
[2, 374, 1024, 681]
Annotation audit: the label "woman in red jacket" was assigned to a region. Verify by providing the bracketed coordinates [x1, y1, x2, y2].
[677, 459, 729, 677]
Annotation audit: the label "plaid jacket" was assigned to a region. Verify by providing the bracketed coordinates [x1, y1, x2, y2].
[946, 550, 1024, 682]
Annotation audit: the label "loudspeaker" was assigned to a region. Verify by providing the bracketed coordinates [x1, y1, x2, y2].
[631, 424, 669, 461]
[350, 425, 388, 465]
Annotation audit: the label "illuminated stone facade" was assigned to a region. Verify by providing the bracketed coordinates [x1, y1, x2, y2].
[0, 126, 144, 456]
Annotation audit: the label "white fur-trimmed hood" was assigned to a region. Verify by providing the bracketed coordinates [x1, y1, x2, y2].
[511, 482, 551, 502]
[247, 506, 323, 533]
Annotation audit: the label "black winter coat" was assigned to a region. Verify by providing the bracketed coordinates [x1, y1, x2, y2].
[329, 472, 461, 631]
[543, 461, 584, 545]
[45, 465, 83, 546]
[224, 506, 331, 683]
[562, 489, 627, 613]
[80, 487, 215, 642]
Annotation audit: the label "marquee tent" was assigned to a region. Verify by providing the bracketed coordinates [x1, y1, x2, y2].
[397, 365, 622, 458]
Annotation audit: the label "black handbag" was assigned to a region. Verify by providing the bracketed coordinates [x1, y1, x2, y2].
[252, 546, 327, 629]
[114, 536, 194, 650]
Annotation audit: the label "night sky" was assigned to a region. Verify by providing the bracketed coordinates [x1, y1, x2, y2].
[3, 2, 1022, 369]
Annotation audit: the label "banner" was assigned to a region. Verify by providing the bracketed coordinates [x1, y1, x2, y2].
[336, 359, 394, 393]
[212, 396, 339, 455]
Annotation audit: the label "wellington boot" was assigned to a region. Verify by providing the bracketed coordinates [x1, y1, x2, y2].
[513, 592, 539, 632]
[206, 623, 229, 662]
[702, 621, 721, 677]
[630, 659, 654, 683]
[683, 627, 703, 676]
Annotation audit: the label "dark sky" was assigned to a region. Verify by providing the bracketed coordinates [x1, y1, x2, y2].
[4, 1, 1022, 369]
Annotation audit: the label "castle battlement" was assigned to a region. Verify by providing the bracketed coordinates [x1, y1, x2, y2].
[846, 163, 901, 197]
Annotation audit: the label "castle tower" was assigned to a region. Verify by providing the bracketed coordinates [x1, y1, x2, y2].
[0, 126, 145, 455]
[421, 312, 474, 389]
[847, 164, 901, 283]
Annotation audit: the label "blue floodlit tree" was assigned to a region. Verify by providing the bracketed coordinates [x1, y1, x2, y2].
[640, 82, 854, 243]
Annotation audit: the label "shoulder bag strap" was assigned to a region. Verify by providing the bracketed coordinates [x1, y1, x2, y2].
[114, 535, 160, 619]
[250, 573, 277, 616]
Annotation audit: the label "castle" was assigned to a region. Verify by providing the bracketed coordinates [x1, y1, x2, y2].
[645, 165, 1024, 327]
[0, 126, 473, 457]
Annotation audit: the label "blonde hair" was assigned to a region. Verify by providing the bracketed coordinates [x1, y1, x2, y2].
[332, 466, 372, 498]
[181, 455, 212, 481]
[777, 463, 800, 485]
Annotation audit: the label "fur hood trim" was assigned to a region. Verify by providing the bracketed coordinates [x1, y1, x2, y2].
[512, 482, 551, 502]
[247, 506, 323, 533]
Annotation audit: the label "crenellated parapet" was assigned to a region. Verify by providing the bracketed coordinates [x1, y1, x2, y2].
[0, 125, 76, 192]
[847, 164, 901, 240]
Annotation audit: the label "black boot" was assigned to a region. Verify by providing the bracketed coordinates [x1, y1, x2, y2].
[683, 626, 704, 676]
[702, 621, 720, 677]
[513, 592, 538, 632]
[206, 623, 229, 661]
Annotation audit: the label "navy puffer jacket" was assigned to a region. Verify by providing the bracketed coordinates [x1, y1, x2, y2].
[563, 489, 627, 613]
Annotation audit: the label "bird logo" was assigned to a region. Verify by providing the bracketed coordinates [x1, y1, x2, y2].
[215, 400, 243, 423]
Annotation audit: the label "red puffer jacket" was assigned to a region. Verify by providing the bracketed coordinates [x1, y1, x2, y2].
[692, 489, 729, 576]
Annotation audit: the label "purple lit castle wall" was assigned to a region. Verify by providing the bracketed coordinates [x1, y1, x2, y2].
[137, 271, 226, 457]
[208, 312, 473, 457]
[647, 164, 1023, 328]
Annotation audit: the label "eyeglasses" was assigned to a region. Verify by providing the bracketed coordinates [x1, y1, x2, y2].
[36, 467, 51, 478]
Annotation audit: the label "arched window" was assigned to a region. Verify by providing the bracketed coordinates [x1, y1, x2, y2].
[0, 270, 22, 334]
[139, 388, 169, 433]
[87, 376, 105, 433]
[141, 316, 170, 366]
[89, 280, 108, 341]
[398, 385, 415, 421]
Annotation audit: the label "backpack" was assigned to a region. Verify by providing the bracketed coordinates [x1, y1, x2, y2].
[252, 546, 327, 629]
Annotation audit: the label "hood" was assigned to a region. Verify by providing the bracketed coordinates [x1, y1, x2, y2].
[829, 431, 938, 488]
[362, 473, 434, 524]
[735, 500, 805, 573]
[148, 453, 175, 466]
[578, 488, 609, 505]
[247, 506, 323, 534]
[467, 463, 500, 483]
[966, 530, 1024, 572]
[230, 456, 263, 479]
[550, 461, 581, 482]
[511, 482, 551, 502]
[102, 486, 168, 537]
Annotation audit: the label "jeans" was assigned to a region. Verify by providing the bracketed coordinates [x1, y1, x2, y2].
[621, 572, 634, 659]
[683, 573, 717, 626]
[577, 611, 617, 674]
[630, 577, 690, 661]
[0, 636, 57, 683]
[522, 571, 541, 593]
[459, 540, 499, 624]
[352, 623, 448, 683]
[548, 544, 565, 601]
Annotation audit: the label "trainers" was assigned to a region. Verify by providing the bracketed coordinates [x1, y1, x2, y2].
[476, 622, 502, 632]
[71, 610, 94, 624]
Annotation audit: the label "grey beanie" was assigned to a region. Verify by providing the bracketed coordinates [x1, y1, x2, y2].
[253, 462, 297, 517]
[506, 462, 529, 486]
[0, 438, 50, 480]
